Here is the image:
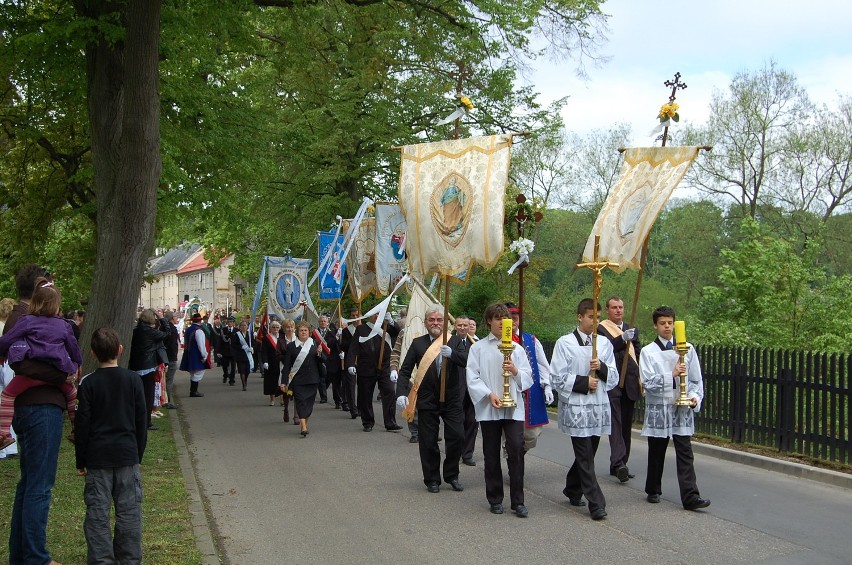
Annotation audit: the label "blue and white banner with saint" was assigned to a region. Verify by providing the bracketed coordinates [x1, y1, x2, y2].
[266, 256, 312, 320]
[375, 203, 408, 295]
[317, 230, 346, 300]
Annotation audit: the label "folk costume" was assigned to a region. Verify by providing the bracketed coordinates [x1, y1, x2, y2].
[466, 334, 533, 512]
[639, 338, 706, 508]
[180, 319, 211, 397]
[550, 329, 617, 517]
[513, 331, 552, 452]
[345, 321, 400, 431]
[396, 333, 468, 488]
[598, 319, 642, 477]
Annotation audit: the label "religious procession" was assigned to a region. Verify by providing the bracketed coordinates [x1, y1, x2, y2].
[3, 1, 851, 562]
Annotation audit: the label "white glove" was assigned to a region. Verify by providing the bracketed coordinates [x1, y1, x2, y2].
[544, 386, 554, 404]
[440, 345, 452, 358]
[384, 312, 393, 323]
[339, 352, 345, 360]
[396, 395, 409, 410]
[263, 362, 269, 370]
[348, 367, 357, 376]
[336, 328, 343, 338]
[390, 370, 398, 383]
[622, 328, 636, 341]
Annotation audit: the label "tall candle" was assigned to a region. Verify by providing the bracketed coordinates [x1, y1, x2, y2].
[501, 318, 513, 346]
[674, 320, 686, 346]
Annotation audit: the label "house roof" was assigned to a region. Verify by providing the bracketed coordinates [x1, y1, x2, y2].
[177, 249, 231, 275]
[147, 244, 201, 276]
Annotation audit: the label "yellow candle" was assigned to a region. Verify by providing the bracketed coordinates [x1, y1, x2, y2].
[501, 318, 513, 346]
[674, 320, 686, 345]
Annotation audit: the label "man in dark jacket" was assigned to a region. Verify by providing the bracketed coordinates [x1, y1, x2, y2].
[345, 312, 401, 432]
[76, 326, 147, 564]
[219, 316, 237, 385]
[395, 304, 468, 493]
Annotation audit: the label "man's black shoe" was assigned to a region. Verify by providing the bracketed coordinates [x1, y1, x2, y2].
[616, 466, 629, 483]
[190, 391, 205, 397]
[363, 425, 373, 432]
[563, 488, 586, 506]
[409, 436, 419, 443]
[490, 503, 504, 514]
[147, 425, 159, 431]
[426, 483, 440, 493]
[590, 508, 607, 520]
[386, 424, 403, 431]
[462, 458, 476, 466]
[647, 494, 661, 503]
[511, 504, 529, 518]
[684, 498, 711, 511]
[449, 479, 464, 492]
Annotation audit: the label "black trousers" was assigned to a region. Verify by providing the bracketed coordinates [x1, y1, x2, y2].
[220, 356, 235, 383]
[317, 365, 328, 403]
[480, 419, 524, 506]
[417, 404, 463, 485]
[608, 388, 636, 471]
[140, 372, 156, 429]
[328, 369, 342, 406]
[461, 389, 479, 461]
[357, 374, 397, 428]
[645, 435, 701, 505]
[342, 370, 357, 414]
[564, 435, 606, 512]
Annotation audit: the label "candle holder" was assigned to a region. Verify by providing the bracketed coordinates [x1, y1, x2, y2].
[674, 343, 693, 406]
[497, 342, 517, 408]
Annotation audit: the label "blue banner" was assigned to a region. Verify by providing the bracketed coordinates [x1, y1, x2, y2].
[318, 230, 346, 300]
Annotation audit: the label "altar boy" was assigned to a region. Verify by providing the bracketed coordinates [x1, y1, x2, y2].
[639, 306, 710, 511]
[550, 298, 617, 520]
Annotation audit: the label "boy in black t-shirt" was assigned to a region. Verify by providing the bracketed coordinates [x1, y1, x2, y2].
[75, 327, 148, 564]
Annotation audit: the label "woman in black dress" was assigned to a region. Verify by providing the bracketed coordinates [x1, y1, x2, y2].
[280, 321, 322, 437]
[234, 320, 254, 391]
[261, 321, 283, 405]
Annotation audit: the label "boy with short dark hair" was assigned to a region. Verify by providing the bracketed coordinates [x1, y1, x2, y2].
[75, 326, 148, 564]
[639, 306, 710, 511]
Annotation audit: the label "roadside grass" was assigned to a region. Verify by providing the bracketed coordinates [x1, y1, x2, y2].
[0, 413, 202, 564]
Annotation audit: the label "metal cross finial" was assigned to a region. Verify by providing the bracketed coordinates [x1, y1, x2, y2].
[664, 72, 687, 103]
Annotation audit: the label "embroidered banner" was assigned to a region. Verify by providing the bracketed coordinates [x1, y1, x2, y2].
[398, 135, 511, 281]
[266, 256, 312, 320]
[344, 217, 378, 303]
[317, 230, 346, 300]
[582, 146, 701, 272]
[375, 203, 408, 295]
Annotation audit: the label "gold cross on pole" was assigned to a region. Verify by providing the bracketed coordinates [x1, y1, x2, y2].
[576, 235, 619, 378]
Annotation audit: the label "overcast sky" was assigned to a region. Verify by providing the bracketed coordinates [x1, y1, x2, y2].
[524, 0, 852, 144]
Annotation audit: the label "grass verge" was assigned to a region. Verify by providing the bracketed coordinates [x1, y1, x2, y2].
[0, 412, 202, 564]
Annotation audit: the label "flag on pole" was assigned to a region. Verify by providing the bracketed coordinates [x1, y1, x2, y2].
[582, 146, 702, 272]
[318, 230, 346, 300]
[375, 203, 408, 295]
[267, 256, 312, 320]
[398, 135, 511, 281]
[398, 277, 455, 364]
[344, 217, 378, 303]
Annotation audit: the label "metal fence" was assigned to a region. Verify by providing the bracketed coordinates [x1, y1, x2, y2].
[539, 341, 850, 464]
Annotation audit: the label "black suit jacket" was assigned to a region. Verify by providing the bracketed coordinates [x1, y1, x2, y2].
[316, 326, 339, 376]
[345, 322, 400, 377]
[598, 322, 641, 401]
[396, 333, 468, 410]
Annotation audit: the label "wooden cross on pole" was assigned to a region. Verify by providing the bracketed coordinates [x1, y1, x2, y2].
[576, 235, 619, 379]
[658, 72, 687, 147]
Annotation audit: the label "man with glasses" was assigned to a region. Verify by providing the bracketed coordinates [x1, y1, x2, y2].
[396, 304, 467, 493]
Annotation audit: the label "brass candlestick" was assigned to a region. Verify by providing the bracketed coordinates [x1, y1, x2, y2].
[497, 343, 517, 408]
[674, 343, 693, 406]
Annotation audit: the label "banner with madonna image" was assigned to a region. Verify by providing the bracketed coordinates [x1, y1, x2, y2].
[343, 217, 378, 303]
[266, 256, 312, 320]
[317, 230, 347, 300]
[398, 134, 510, 282]
[375, 203, 408, 295]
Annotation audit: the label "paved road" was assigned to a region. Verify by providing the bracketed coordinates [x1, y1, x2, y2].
[173, 372, 851, 565]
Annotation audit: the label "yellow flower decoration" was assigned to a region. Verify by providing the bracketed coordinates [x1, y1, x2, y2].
[459, 95, 474, 111]
[367, 205, 375, 214]
[658, 102, 680, 123]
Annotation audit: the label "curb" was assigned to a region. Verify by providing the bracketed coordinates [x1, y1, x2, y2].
[169, 408, 220, 565]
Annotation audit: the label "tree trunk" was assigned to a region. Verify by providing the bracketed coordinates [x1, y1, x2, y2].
[78, 0, 162, 372]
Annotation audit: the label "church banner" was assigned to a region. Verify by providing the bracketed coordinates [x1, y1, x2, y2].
[266, 256, 312, 320]
[398, 135, 511, 281]
[582, 146, 701, 272]
[375, 203, 408, 295]
[343, 217, 378, 303]
[317, 230, 346, 300]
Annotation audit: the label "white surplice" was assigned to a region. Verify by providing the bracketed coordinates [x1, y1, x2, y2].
[466, 334, 533, 422]
[639, 340, 704, 438]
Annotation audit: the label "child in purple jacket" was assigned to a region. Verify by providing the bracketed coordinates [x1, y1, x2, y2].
[0, 278, 82, 449]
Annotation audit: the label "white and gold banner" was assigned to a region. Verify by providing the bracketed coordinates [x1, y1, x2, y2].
[267, 257, 312, 320]
[344, 217, 378, 303]
[399, 135, 511, 281]
[582, 146, 701, 272]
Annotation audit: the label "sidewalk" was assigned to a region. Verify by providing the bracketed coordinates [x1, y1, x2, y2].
[172, 375, 852, 564]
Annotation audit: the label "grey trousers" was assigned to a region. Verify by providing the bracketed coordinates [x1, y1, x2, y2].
[83, 465, 143, 565]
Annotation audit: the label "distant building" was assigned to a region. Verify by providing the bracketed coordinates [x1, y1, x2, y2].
[138, 245, 246, 315]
